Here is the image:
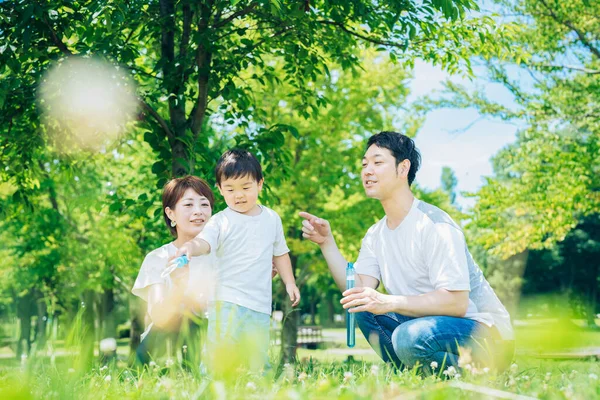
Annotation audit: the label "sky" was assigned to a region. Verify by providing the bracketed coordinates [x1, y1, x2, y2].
[407, 60, 522, 209]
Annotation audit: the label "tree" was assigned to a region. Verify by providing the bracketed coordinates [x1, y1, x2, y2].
[2, 0, 499, 184]
[441, 166, 458, 205]
[421, 0, 600, 257]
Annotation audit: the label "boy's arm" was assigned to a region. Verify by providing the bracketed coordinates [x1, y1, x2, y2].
[273, 253, 295, 285]
[273, 253, 300, 306]
[170, 238, 211, 267]
[184, 237, 211, 257]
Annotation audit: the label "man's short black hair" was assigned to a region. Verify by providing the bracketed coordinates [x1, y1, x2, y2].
[215, 148, 263, 186]
[367, 131, 421, 186]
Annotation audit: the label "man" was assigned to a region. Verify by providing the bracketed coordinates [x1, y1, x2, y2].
[300, 131, 514, 373]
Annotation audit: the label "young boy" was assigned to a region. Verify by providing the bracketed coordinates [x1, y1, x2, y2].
[170, 149, 300, 370]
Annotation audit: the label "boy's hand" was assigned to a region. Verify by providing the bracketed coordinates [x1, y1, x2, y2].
[286, 283, 301, 307]
[173, 243, 192, 260]
[299, 211, 332, 246]
[163, 244, 192, 278]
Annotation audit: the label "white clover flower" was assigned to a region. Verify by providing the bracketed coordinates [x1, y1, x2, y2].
[148, 361, 157, 368]
[522, 375, 529, 381]
[455, 373, 461, 379]
[99, 338, 117, 353]
[569, 370, 578, 379]
[482, 367, 490, 374]
[165, 358, 174, 367]
[443, 366, 457, 377]
[343, 371, 353, 382]
[510, 363, 518, 373]
[430, 361, 438, 370]
[589, 373, 598, 380]
[246, 382, 257, 391]
[457, 348, 472, 368]
[371, 364, 380, 375]
[100, 365, 108, 372]
[297, 372, 308, 382]
[104, 375, 112, 382]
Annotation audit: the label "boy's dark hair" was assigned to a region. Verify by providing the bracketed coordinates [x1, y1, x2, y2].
[367, 131, 421, 186]
[162, 175, 215, 237]
[215, 149, 263, 186]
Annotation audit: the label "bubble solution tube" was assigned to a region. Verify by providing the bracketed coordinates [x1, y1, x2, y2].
[160, 254, 189, 278]
[346, 262, 356, 348]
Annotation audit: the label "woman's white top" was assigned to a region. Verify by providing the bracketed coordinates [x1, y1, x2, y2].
[131, 242, 216, 340]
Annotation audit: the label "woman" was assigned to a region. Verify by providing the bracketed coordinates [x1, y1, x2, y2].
[132, 175, 216, 369]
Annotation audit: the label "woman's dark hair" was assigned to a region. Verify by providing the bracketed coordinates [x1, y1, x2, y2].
[162, 175, 215, 237]
[214, 149, 263, 186]
[366, 131, 421, 186]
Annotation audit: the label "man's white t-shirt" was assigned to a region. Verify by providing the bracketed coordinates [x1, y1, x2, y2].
[355, 198, 514, 340]
[198, 205, 290, 315]
[131, 242, 216, 339]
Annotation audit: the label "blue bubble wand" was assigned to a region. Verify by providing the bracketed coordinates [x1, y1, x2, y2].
[346, 262, 356, 348]
[161, 254, 189, 278]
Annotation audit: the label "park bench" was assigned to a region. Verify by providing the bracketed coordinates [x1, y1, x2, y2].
[270, 325, 325, 349]
[296, 325, 324, 349]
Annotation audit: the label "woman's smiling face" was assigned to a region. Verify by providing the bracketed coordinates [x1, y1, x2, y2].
[166, 188, 213, 241]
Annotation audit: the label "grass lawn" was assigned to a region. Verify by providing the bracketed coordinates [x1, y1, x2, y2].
[0, 327, 598, 399]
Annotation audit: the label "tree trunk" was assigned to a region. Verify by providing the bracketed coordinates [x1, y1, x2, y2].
[79, 291, 95, 367]
[280, 253, 299, 365]
[35, 297, 48, 348]
[100, 287, 117, 339]
[326, 294, 335, 326]
[586, 265, 598, 328]
[16, 294, 33, 359]
[171, 136, 192, 177]
[129, 296, 144, 364]
[310, 296, 316, 325]
[99, 286, 117, 362]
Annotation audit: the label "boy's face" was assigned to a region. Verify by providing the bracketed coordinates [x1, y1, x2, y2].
[218, 175, 263, 214]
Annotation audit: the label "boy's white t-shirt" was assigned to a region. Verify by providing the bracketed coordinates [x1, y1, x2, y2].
[198, 205, 290, 315]
[355, 198, 514, 340]
[131, 242, 216, 339]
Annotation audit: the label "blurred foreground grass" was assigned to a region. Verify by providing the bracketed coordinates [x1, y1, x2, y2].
[0, 326, 598, 399]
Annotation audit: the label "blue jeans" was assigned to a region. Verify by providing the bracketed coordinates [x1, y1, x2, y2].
[207, 301, 271, 371]
[355, 312, 514, 373]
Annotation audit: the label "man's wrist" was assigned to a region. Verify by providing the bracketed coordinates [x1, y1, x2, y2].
[319, 235, 336, 250]
[385, 294, 405, 314]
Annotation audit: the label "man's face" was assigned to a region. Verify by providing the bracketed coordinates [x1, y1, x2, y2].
[361, 145, 408, 200]
[218, 175, 263, 214]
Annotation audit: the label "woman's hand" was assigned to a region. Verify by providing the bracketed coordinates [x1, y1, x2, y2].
[169, 262, 189, 287]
